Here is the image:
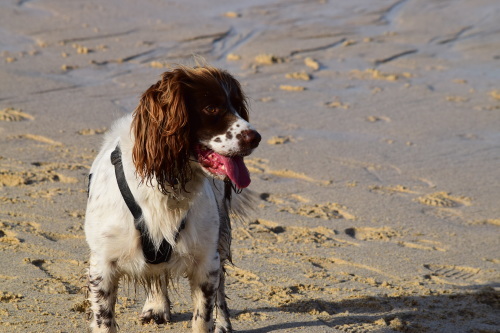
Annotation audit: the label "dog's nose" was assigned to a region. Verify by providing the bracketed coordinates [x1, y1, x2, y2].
[241, 129, 261, 149]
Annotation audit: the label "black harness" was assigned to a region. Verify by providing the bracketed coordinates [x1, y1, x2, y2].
[108, 144, 186, 264]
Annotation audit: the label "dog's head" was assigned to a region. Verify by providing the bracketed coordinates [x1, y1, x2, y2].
[131, 65, 261, 194]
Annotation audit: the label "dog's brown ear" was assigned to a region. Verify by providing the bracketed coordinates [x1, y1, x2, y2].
[131, 70, 191, 194]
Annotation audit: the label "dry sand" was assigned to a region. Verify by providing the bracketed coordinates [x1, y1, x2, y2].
[1, 0, 499, 332]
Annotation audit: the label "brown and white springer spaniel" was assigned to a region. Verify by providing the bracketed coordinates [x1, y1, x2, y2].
[85, 65, 260, 333]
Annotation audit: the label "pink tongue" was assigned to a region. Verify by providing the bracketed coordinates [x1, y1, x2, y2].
[219, 155, 251, 189]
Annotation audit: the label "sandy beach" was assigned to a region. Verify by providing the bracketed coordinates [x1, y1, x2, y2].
[1, 0, 499, 332]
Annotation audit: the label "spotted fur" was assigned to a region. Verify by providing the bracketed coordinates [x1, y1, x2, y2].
[85, 65, 259, 333]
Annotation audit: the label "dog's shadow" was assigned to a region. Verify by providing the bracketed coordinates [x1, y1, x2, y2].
[222, 283, 499, 333]
[127, 283, 498, 332]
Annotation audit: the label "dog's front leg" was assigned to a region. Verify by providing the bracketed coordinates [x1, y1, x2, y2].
[140, 276, 171, 324]
[87, 256, 119, 333]
[190, 251, 221, 333]
[214, 268, 232, 333]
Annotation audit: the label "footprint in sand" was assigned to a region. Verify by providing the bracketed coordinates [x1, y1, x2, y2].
[350, 68, 411, 81]
[233, 311, 271, 322]
[285, 71, 311, 81]
[0, 171, 27, 187]
[77, 127, 107, 135]
[304, 57, 320, 71]
[281, 203, 355, 220]
[365, 115, 391, 123]
[265, 284, 328, 308]
[17, 134, 63, 146]
[0, 291, 23, 303]
[344, 226, 402, 241]
[416, 192, 471, 207]
[369, 184, 418, 195]
[344, 227, 446, 251]
[335, 297, 394, 315]
[0, 228, 22, 245]
[240, 220, 283, 242]
[279, 85, 306, 92]
[334, 319, 405, 333]
[0, 108, 34, 121]
[226, 266, 263, 287]
[26, 259, 83, 294]
[471, 219, 500, 226]
[260, 192, 309, 206]
[254, 53, 285, 65]
[325, 99, 350, 109]
[423, 264, 482, 286]
[1, 221, 80, 256]
[267, 135, 293, 145]
[241, 219, 342, 247]
[246, 158, 331, 185]
[0, 170, 76, 188]
[260, 192, 354, 221]
[397, 240, 447, 252]
[0, 159, 79, 189]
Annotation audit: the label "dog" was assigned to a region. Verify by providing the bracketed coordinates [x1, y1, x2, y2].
[84, 65, 261, 333]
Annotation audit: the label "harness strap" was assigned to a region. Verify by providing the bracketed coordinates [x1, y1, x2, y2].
[87, 173, 93, 198]
[110, 144, 185, 264]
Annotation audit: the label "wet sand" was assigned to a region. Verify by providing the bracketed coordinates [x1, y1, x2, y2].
[0, 0, 499, 332]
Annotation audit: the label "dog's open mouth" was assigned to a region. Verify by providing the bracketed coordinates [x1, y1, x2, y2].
[195, 145, 251, 189]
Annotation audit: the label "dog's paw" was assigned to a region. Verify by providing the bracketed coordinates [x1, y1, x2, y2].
[140, 308, 171, 325]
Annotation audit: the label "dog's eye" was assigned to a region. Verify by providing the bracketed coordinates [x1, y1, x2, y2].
[204, 106, 219, 114]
